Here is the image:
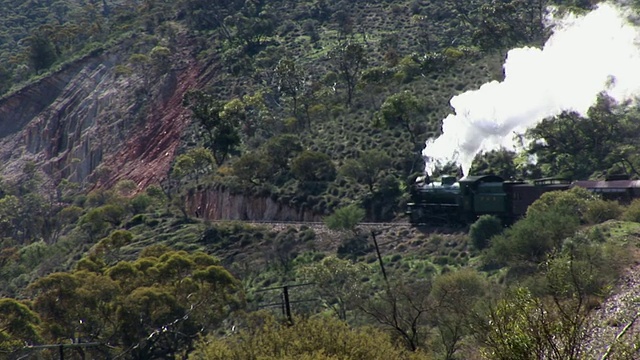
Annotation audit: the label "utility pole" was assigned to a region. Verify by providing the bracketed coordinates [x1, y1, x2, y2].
[256, 283, 314, 325]
[282, 285, 293, 324]
[371, 230, 388, 283]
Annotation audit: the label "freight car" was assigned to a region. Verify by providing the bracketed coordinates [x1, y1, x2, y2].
[407, 174, 639, 225]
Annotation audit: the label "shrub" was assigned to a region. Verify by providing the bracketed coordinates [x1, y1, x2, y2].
[442, 47, 464, 60]
[485, 209, 579, 266]
[114, 65, 132, 77]
[300, 228, 316, 242]
[126, 214, 147, 228]
[583, 199, 622, 225]
[130, 194, 153, 214]
[469, 215, 502, 250]
[526, 187, 597, 223]
[622, 199, 640, 222]
[395, 55, 422, 83]
[434, 256, 450, 265]
[188, 313, 428, 359]
[337, 234, 371, 260]
[324, 204, 365, 233]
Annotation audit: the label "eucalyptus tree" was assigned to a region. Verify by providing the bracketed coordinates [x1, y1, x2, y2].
[183, 90, 240, 166]
[275, 58, 304, 118]
[329, 42, 368, 107]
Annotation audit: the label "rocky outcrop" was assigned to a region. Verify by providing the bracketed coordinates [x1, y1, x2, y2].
[186, 187, 322, 222]
[0, 38, 202, 191]
[0, 35, 306, 221]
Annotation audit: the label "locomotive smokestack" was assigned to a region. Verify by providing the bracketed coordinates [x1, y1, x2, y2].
[423, 2, 640, 176]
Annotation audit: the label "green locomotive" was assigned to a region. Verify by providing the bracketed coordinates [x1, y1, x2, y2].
[407, 175, 571, 225]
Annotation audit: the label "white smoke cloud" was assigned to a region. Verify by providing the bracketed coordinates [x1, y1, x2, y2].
[422, 2, 640, 176]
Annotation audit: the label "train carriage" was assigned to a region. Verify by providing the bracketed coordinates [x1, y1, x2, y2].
[571, 179, 640, 203]
[408, 173, 640, 225]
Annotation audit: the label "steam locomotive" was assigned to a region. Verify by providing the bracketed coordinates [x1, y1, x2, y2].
[406, 174, 640, 225]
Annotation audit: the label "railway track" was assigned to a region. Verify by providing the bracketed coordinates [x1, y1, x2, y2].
[204, 219, 414, 228]
[201, 219, 464, 236]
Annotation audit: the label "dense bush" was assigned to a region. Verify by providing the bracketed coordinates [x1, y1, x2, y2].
[526, 187, 598, 223]
[622, 199, 640, 222]
[188, 313, 430, 360]
[291, 150, 337, 182]
[469, 215, 502, 250]
[583, 199, 622, 225]
[485, 208, 580, 266]
[324, 204, 365, 233]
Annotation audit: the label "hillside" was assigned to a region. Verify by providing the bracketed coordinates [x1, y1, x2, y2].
[0, 1, 504, 211]
[2, 0, 640, 359]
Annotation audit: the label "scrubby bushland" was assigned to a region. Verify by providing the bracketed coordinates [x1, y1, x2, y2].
[2, 1, 640, 359]
[188, 313, 430, 360]
[22, 246, 241, 359]
[469, 215, 503, 250]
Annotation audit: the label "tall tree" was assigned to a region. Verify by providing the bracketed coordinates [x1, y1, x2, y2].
[0, 65, 12, 95]
[298, 256, 370, 320]
[291, 150, 336, 182]
[332, 9, 354, 40]
[0, 298, 42, 352]
[28, 248, 242, 358]
[376, 91, 422, 145]
[431, 270, 486, 360]
[470, 149, 518, 179]
[263, 134, 303, 175]
[527, 95, 638, 179]
[183, 91, 241, 166]
[340, 149, 392, 193]
[27, 30, 58, 73]
[360, 279, 433, 351]
[471, 0, 547, 50]
[226, 3, 276, 54]
[275, 58, 304, 118]
[480, 237, 626, 360]
[231, 152, 270, 185]
[329, 42, 368, 107]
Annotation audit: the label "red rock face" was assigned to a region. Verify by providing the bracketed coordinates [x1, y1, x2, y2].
[100, 61, 202, 191]
[0, 39, 316, 221]
[0, 40, 207, 194]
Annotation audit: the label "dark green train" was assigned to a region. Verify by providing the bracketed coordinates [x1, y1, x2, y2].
[406, 175, 572, 225]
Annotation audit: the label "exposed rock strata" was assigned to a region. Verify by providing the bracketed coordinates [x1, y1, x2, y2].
[186, 187, 322, 222]
[0, 39, 309, 221]
[0, 41, 202, 191]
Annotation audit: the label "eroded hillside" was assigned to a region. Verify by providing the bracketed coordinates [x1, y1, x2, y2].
[0, 33, 206, 192]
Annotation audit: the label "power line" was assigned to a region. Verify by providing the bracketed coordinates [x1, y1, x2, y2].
[16, 342, 102, 360]
[255, 283, 315, 324]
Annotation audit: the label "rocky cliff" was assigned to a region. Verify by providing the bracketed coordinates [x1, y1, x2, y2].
[0, 36, 315, 221]
[186, 187, 322, 222]
[0, 39, 201, 192]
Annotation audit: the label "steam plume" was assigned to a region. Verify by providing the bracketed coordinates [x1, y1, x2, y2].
[423, 2, 640, 176]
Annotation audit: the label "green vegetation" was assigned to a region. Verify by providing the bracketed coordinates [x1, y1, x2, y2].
[4, 0, 640, 359]
[189, 313, 429, 360]
[0, 157, 639, 358]
[469, 215, 503, 250]
[324, 204, 365, 234]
